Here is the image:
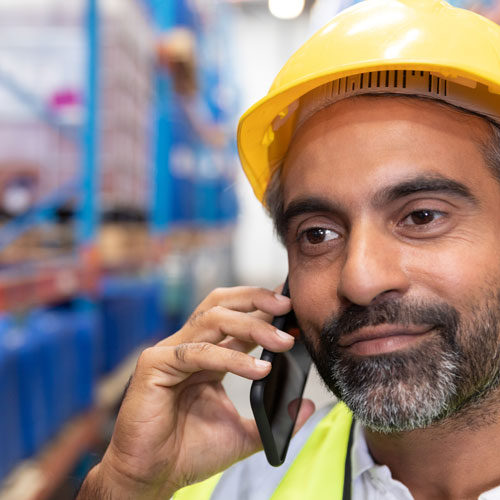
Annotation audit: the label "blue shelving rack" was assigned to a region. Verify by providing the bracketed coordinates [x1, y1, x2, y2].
[0, 0, 240, 494]
[0, 0, 103, 491]
[80, 0, 99, 247]
[0, 0, 99, 260]
[0, 0, 101, 313]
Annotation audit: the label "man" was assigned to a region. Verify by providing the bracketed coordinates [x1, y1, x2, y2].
[78, 0, 500, 498]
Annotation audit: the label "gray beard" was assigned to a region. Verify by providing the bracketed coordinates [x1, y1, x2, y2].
[331, 338, 460, 432]
[303, 296, 500, 433]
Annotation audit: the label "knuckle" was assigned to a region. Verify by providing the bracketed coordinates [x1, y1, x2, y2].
[209, 305, 226, 317]
[174, 343, 189, 363]
[197, 342, 213, 354]
[193, 306, 227, 330]
[188, 310, 206, 328]
[174, 342, 213, 364]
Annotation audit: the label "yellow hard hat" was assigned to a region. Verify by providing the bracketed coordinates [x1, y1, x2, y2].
[237, 0, 500, 204]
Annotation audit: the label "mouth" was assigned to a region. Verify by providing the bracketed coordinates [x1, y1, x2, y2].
[338, 324, 434, 356]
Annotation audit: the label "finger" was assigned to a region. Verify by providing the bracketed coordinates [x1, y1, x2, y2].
[242, 283, 288, 324]
[218, 336, 255, 354]
[196, 286, 291, 317]
[134, 344, 272, 389]
[177, 307, 295, 351]
[248, 309, 274, 324]
[156, 286, 291, 347]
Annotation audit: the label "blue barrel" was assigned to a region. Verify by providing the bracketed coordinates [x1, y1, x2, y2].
[144, 279, 163, 341]
[26, 301, 101, 443]
[3, 316, 53, 459]
[99, 278, 140, 373]
[47, 301, 101, 416]
[98, 278, 168, 373]
[129, 282, 147, 348]
[71, 304, 101, 414]
[0, 316, 23, 481]
[0, 313, 56, 461]
[29, 309, 75, 438]
[99, 280, 125, 374]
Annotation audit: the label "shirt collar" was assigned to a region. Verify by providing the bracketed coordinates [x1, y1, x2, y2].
[351, 420, 376, 479]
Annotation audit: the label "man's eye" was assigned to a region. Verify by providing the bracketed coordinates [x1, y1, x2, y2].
[402, 210, 444, 226]
[301, 227, 339, 244]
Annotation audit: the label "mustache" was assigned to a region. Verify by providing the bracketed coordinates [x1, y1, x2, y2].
[321, 299, 460, 342]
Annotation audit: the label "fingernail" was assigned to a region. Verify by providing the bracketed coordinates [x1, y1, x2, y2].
[276, 329, 294, 341]
[255, 359, 271, 368]
[274, 293, 290, 302]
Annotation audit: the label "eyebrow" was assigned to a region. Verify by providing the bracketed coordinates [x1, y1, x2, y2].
[280, 174, 479, 237]
[372, 175, 479, 208]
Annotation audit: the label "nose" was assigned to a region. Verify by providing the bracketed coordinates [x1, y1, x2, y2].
[337, 222, 410, 306]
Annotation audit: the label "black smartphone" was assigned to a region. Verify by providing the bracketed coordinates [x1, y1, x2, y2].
[250, 279, 312, 466]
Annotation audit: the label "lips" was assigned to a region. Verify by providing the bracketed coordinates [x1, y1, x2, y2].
[338, 324, 434, 348]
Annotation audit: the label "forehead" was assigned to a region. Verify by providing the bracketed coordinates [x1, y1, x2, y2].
[282, 96, 493, 206]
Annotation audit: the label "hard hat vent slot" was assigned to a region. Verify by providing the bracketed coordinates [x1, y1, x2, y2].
[293, 69, 494, 138]
[330, 70, 449, 98]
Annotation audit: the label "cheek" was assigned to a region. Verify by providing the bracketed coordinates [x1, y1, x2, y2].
[289, 238, 500, 329]
[404, 240, 500, 306]
[288, 255, 342, 338]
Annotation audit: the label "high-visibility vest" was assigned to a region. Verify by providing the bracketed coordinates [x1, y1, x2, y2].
[174, 402, 354, 500]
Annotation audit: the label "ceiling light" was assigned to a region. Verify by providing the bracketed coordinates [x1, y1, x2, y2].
[268, 0, 305, 20]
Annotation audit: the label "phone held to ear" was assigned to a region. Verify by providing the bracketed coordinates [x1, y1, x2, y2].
[250, 279, 312, 466]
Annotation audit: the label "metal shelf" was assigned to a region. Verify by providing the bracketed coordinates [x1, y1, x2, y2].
[0, 0, 99, 294]
[0, 256, 99, 312]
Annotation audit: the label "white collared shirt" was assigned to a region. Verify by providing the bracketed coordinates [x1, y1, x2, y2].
[200, 404, 500, 499]
[351, 421, 500, 500]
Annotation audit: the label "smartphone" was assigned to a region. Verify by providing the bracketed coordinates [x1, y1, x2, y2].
[250, 279, 312, 466]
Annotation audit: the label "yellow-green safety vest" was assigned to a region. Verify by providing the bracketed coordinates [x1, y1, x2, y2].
[174, 402, 354, 500]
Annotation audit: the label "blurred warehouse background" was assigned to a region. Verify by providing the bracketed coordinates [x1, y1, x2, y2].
[0, 0, 498, 498]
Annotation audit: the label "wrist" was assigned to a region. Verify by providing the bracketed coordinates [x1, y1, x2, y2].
[78, 464, 114, 500]
[78, 461, 177, 500]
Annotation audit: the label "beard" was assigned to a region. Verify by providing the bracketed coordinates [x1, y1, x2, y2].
[302, 293, 500, 433]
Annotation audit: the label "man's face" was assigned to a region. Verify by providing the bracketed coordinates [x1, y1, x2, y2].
[282, 96, 500, 432]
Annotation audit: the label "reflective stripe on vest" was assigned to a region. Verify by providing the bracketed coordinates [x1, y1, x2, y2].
[174, 402, 354, 500]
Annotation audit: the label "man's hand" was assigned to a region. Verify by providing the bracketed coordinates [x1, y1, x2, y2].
[78, 286, 315, 499]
